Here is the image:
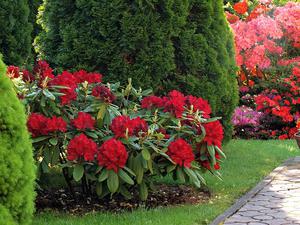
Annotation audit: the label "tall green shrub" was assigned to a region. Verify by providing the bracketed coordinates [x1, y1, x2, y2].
[36, 0, 238, 141]
[0, 1, 32, 66]
[0, 56, 35, 225]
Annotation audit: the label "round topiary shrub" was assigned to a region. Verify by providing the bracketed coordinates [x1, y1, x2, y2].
[36, 0, 238, 142]
[0, 56, 35, 225]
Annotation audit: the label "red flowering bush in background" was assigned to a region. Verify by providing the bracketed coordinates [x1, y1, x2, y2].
[226, 0, 300, 140]
[7, 61, 226, 200]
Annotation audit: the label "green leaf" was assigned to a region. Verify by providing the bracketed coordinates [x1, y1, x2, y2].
[97, 104, 107, 122]
[123, 166, 136, 177]
[120, 186, 132, 200]
[32, 136, 50, 143]
[208, 145, 216, 165]
[43, 89, 56, 100]
[141, 149, 151, 161]
[49, 138, 58, 146]
[184, 168, 200, 188]
[215, 146, 226, 159]
[167, 164, 176, 173]
[96, 183, 103, 196]
[147, 158, 153, 174]
[98, 169, 108, 182]
[107, 170, 119, 193]
[118, 169, 134, 185]
[85, 131, 98, 139]
[139, 181, 148, 201]
[176, 167, 185, 183]
[133, 156, 144, 184]
[73, 164, 84, 182]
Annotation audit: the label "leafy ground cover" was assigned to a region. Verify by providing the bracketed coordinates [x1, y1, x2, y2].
[33, 139, 299, 225]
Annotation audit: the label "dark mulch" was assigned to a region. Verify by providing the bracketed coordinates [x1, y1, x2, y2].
[36, 185, 211, 215]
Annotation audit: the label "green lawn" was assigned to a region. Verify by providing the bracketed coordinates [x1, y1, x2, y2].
[33, 140, 299, 225]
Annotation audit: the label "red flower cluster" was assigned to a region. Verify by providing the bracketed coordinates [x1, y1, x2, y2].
[34, 60, 54, 85]
[163, 90, 186, 118]
[185, 95, 212, 118]
[73, 70, 102, 84]
[141, 91, 213, 119]
[92, 86, 116, 103]
[27, 113, 67, 137]
[67, 134, 98, 161]
[22, 70, 34, 82]
[201, 121, 224, 148]
[71, 112, 95, 130]
[50, 71, 79, 105]
[110, 115, 148, 138]
[97, 138, 128, 172]
[141, 96, 164, 109]
[167, 139, 195, 168]
[233, 0, 248, 15]
[7, 66, 20, 78]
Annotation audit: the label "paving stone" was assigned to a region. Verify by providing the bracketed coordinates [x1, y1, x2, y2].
[221, 158, 300, 225]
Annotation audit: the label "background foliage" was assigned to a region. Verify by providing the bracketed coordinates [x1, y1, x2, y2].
[0, 0, 32, 66]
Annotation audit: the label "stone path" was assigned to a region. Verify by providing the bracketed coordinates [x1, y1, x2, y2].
[211, 157, 300, 225]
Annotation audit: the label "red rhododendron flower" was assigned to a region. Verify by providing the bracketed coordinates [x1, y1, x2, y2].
[97, 138, 128, 172]
[233, 0, 248, 15]
[141, 96, 164, 109]
[34, 60, 55, 84]
[214, 162, 221, 170]
[185, 95, 212, 118]
[167, 138, 195, 168]
[27, 113, 49, 137]
[67, 134, 98, 161]
[164, 90, 185, 118]
[226, 12, 239, 24]
[47, 116, 67, 133]
[73, 70, 102, 84]
[7, 66, 20, 78]
[130, 117, 148, 136]
[271, 106, 293, 122]
[92, 86, 115, 103]
[278, 134, 288, 140]
[201, 121, 224, 148]
[110, 115, 148, 138]
[22, 69, 34, 82]
[50, 71, 78, 105]
[110, 115, 131, 138]
[71, 112, 95, 130]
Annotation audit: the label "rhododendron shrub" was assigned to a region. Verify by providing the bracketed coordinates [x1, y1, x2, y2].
[8, 61, 226, 200]
[226, 1, 300, 86]
[234, 63, 300, 139]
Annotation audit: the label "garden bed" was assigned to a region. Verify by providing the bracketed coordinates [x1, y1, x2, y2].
[36, 185, 210, 215]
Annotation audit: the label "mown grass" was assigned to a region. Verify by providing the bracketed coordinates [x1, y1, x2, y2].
[33, 140, 299, 225]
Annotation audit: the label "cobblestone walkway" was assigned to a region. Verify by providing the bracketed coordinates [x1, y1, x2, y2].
[212, 157, 300, 225]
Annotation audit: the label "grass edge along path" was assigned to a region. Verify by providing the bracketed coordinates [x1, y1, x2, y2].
[33, 140, 299, 225]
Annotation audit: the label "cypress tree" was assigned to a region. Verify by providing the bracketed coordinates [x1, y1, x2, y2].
[0, 0, 32, 66]
[37, 0, 238, 141]
[0, 55, 36, 225]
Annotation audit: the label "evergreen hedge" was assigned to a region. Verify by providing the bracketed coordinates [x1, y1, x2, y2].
[0, 1, 32, 66]
[36, 0, 238, 142]
[0, 56, 35, 225]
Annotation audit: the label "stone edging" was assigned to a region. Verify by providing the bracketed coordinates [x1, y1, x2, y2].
[209, 157, 298, 225]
